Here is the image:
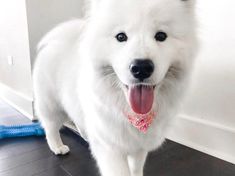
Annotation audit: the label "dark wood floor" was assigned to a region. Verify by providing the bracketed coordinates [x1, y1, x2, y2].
[0, 99, 235, 176]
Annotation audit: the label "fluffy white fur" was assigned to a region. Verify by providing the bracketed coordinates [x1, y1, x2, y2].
[33, 0, 197, 175]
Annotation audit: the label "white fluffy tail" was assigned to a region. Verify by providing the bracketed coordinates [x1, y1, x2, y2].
[37, 19, 84, 52]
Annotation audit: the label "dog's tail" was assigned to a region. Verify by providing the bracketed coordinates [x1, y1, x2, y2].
[37, 19, 85, 52]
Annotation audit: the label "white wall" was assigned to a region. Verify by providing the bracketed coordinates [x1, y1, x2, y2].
[0, 0, 83, 119]
[25, 0, 84, 65]
[0, 0, 32, 98]
[184, 0, 235, 128]
[0, 0, 34, 118]
[168, 0, 235, 164]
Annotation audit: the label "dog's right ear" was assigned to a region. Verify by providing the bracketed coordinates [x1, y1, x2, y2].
[181, 0, 196, 9]
[87, 0, 102, 14]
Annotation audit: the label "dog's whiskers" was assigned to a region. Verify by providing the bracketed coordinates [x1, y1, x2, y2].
[99, 65, 122, 89]
[101, 65, 115, 77]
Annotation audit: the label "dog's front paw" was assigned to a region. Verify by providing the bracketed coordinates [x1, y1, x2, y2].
[52, 145, 70, 155]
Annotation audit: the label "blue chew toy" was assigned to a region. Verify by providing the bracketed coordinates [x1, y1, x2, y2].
[0, 123, 45, 139]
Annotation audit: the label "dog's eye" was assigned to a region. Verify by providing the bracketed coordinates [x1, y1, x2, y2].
[116, 32, 128, 42]
[155, 31, 168, 42]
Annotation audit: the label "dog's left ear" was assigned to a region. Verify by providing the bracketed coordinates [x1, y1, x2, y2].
[181, 0, 196, 8]
[88, 0, 103, 14]
[89, 0, 101, 7]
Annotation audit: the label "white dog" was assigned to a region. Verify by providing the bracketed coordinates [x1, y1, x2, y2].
[33, 0, 197, 175]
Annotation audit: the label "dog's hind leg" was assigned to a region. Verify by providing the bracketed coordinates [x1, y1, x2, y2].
[35, 99, 70, 155]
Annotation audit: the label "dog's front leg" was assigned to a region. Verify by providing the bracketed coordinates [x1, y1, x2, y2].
[91, 143, 131, 176]
[127, 150, 148, 176]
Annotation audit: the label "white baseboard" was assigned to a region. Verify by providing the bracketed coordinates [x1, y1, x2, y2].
[167, 114, 235, 164]
[0, 83, 35, 120]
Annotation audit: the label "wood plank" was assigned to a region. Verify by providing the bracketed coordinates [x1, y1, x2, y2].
[34, 166, 71, 176]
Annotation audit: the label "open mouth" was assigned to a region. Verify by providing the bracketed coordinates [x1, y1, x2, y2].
[125, 84, 156, 115]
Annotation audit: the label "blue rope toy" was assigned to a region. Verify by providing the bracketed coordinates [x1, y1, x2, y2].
[0, 123, 45, 139]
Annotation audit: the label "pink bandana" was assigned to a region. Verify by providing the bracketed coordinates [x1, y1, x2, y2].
[124, 111, 156, 133]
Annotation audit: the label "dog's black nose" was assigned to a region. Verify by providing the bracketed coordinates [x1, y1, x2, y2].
[130, 59, 154, 81]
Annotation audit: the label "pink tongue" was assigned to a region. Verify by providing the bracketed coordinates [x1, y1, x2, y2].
[128, 85, 154, 114]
